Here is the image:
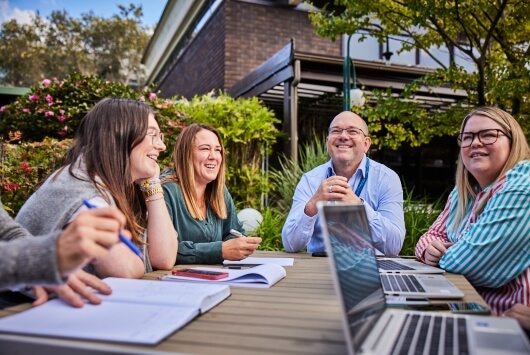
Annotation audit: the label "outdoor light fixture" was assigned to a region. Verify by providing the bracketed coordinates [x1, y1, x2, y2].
[382, 35, 393, 63]
[343, 34, 365, 110]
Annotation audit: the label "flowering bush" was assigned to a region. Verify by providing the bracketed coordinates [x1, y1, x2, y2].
[0, 73, 188, 142]
[0, 138, 71, 214]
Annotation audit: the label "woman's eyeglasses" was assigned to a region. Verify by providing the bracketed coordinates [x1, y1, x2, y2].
[146, 131, 164, 145]
[457, 129, 509, 148]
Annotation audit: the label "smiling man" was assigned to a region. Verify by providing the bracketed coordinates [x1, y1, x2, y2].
[282, 111, 405, 256]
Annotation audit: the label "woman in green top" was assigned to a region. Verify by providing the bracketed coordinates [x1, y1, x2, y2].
[162, 123, 262, 264]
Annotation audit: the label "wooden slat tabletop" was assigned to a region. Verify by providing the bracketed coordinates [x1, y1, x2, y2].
[0, 251, 488, 354]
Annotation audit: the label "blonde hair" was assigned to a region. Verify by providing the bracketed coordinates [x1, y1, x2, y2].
[162, 123, 227, 220]
[450, 107, 530, 232]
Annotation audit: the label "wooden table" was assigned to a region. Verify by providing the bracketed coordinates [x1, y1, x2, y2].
[0, 251, 488, 354]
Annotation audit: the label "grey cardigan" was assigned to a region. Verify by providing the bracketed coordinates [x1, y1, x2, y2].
[0, 203, 64, 290]
[15, 159, 152, 274]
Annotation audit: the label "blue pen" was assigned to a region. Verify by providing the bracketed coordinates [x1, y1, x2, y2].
[82, 199, 143, 258]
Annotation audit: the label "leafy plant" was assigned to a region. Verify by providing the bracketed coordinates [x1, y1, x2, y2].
[401, 187, 444, 256]
[0, 138, 71, 214]
[269, 134, 329, 213]
[253, 207, 287, 251]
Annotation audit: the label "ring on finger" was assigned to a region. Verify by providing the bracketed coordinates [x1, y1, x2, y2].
[328, 185, 333, 193]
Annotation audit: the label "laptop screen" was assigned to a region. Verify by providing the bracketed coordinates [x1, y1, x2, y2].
[319, 202, 387, 353]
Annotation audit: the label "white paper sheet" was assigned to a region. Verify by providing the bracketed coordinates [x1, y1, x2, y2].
[222, 257, 294, 266]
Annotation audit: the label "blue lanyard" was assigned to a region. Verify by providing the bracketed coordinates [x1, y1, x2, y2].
[327, 158, 370, 196]
[355, 158, 369, 196]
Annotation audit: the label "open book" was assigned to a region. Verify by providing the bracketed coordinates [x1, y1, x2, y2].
[161, 264, 286, 288]
[0, 278, 230, 345]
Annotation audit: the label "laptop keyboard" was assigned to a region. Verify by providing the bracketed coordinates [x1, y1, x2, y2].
[391, 314, 469, 355]
[378, 259, 415, 271]
[380, 274, 426, 293]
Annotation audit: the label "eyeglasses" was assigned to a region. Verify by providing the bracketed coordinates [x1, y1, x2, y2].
[328, 127, 366, 138]
[146, 131, 164, 145]
[457, 129, 509, 148]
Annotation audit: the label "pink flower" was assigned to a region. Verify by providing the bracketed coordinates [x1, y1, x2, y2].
[45, 94, 53, 104]
[42, 79, 51, 87]
[29, 94, 40, 102]
[148, 92, 157, 101]
[139, 96, 145, 102]
[0, 106, 5, 112]
[59, 109, 65, 115]
[23, 108, 30, 113]
[45, 111, 54, 117]
[58, 125, 68, 136]
[57, 116, 66, 122]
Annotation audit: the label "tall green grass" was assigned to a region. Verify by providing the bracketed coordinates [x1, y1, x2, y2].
[401, 187, 443, 255]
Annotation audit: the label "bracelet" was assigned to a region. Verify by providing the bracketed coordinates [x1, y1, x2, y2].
[140, 178, 161, 192]
[144, 186, 163, 197]
[146, 195, 164, 202]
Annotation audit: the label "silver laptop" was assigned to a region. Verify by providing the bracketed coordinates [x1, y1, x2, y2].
[320, 202, 463, 299]
[318, 202, 530, 355]
[377, 257, 445, 274]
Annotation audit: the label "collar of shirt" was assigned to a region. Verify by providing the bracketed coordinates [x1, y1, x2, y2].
[326, 155, 368, 182]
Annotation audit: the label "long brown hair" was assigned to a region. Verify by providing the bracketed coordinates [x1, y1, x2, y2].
[63, 98, 153, 244]
[450, 107, 530, 232]
[163, 123, 227, 220]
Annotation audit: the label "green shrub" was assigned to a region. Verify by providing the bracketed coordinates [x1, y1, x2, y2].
[253, 207, 286, 251]
[0, 74, 141, 141]
[269, 134, 329, 213]
[401, 188, 443, 255]
[0, 138, 70, 214]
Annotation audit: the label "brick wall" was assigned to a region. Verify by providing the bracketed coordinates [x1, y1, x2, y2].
[157, 0, 341, 97]
[224, 0, 340, 88]
[157, 2, 226, 99]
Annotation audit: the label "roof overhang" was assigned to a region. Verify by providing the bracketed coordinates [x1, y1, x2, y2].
[229, 40, 468, 116]
[142, 0, 210, 85]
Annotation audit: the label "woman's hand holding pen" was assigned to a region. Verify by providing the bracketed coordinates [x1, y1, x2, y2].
[31, 206, 130, 308]
[222, 234, 262, 260]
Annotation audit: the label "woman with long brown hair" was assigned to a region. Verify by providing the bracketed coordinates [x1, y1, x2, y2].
[16, 98, 178, 304]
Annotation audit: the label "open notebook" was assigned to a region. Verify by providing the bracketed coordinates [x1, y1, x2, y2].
[0, 278, 230, 345]
[318, 202, 530, 355]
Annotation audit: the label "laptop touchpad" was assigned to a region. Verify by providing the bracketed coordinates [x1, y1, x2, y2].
[421, 279, 453, 288]
[474, 331, 528, 352]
